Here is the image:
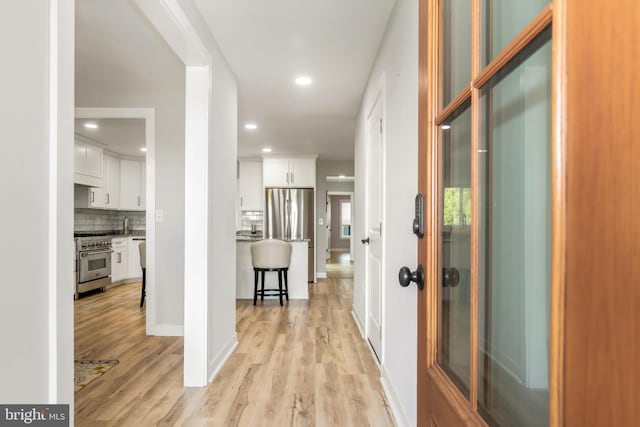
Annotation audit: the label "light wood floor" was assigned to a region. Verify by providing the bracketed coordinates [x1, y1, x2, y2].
[74, 279, 395, 426]
[325, 250, 354, 278]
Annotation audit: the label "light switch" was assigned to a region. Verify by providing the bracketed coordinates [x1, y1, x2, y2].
[156, 209, 164, 223]
[319, 218, 324, 225]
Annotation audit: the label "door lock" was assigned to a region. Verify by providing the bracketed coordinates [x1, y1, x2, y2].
[398, 264, 424, 289]
[413, 193, 424, 237]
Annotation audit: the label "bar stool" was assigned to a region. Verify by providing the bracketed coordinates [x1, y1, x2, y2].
[251, 239, 292, 306]
[139, 241, 146, 308]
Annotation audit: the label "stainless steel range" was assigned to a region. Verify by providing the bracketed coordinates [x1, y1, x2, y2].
[75, 235, 112, 299]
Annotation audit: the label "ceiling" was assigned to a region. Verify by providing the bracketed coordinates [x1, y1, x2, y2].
[75, 0, 395, 162]
[75, 118, 146, 158]
[194, 0, 396, 160]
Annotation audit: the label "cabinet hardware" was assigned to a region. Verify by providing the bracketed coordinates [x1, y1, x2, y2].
[91, 191, 95, 203]
[138, 196, 141, 207]
[117, 253, 122, 263]
[106, 193, 110, 205]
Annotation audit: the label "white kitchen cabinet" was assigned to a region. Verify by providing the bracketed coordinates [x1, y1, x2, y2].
[128, 238, 143, 279]
[263, 158, 290, 187]
[104, 154, 120, 209]
[120, 160, 145, 211]
[111, 238, 129, 282]
[74, 140, 103, 187]
[74, 185, 105, 209]
[263, 157, 316, 188]
[238, 160, 263, 211]
[290, 158, 316, 187]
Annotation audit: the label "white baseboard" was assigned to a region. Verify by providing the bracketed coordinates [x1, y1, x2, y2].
[351, 308, 365, 338]
[316, 272, 327, 279]
[148, 324, 184, 336]
[208, 332, 238, 383]
[381, 368, 411, 427]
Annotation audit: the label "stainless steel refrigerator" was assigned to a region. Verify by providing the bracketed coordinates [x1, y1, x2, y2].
[264, 188, 314, 282]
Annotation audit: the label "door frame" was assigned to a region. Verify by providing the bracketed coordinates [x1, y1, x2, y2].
[326, 191, 355, 258]
[75, 107, 157, 334]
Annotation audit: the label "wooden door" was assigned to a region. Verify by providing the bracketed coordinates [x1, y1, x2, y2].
[418, 0, 555, 425]
[366, 96, 384, 361]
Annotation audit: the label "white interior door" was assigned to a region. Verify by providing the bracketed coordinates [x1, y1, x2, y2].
[326, 195, 332, 260]
[366, 98, 383, 361]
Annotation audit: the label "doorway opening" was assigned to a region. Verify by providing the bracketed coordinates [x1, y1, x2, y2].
[326, 191, 354, 278]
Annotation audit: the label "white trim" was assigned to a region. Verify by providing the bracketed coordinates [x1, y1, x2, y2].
[48, 0, 59, 401]
[75, 107, 157, 337]
[149, 324, 184, 336]
[381, 368, 410, 427]
[183, 66, 210, 386]
[351, 309, 365, 338]
[208, 333, 239, 383]
[316, 272, 327, 279]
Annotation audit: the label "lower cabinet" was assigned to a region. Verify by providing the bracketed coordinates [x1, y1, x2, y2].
[111, 238, 129, 282]
[111, 237, 144, 283]
[128, 238, 143, 279]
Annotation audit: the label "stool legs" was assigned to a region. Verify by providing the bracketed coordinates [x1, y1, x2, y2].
[277, 270, 283, 306]
[252, 268, 288, 306]
[284, 269, 289, 301]
[140, 267, 146, 308]
[253, 269, 258, 305]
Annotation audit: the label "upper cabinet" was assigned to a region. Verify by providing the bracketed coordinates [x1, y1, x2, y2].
[263, 157, 316, 188]
[74, 139, 103, 187]
[103, 154, 120, 209]
[238, 160, 263, 211]
[120, 160, 145, 211]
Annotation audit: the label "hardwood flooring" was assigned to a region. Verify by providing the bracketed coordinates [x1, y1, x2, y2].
[75, 279, 395, 426]
[325, 250, 354, 278]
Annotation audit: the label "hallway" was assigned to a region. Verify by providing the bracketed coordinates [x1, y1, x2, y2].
[326, 250, 354, 278]
[75, 279, 394, 426]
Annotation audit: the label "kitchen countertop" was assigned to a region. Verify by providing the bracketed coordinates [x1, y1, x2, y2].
[236, 236, 310, 243]
[74, 230, 146, 238]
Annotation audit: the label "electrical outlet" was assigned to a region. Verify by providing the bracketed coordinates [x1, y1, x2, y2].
[319, 218, 324, 225]
[156, 209, 164, 223]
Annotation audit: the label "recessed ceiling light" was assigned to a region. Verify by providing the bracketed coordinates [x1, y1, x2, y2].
[295, 76, 312, 86]
[244, 123, 257, 130]
[441, 124, 451, 130]
[140, 147, 147, 152]
[262, 148, 272, 153]
[84, 122, 98, 129]
[339, 175, 345, 179]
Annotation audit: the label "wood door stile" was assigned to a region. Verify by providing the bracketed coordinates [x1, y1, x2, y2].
[562, 0, 640, 425]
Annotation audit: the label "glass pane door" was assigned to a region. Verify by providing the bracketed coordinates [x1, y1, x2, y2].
[477, 32, 552, 426]
[438, 102, 472, 398]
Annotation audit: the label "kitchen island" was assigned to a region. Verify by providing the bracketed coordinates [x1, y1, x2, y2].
[236, 238, 309, 300]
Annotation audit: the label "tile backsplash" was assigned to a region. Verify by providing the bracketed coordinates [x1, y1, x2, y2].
[240, 210, 263, 232]
[74, 209, 145, 232]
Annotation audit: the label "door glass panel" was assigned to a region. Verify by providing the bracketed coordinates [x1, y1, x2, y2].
[478, 34, 551, 426]
[442, 0, 471, 107]
[438, 101, 472, 398]
[481, 0, 548, 67]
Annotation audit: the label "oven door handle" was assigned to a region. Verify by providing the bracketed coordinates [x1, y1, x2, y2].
[80, 250, 113, 257]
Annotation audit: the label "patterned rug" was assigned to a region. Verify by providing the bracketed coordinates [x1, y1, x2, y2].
[74, 359, 119, 392]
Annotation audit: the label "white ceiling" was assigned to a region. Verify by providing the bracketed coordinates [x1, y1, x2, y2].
[75, 0, 395, 162]
[194, 0, 396, 160]
[75, 118, 146, 158]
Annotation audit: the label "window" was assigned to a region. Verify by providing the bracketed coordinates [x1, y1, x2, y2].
[340, 200, 351, 238]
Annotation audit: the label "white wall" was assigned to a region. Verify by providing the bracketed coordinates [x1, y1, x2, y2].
[0, 0, 74, 411]
[76, 34, 186, 329]
[175, 0, 239, 381]
[353, 0, 418, 425]
[316, 160, 355, 274]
